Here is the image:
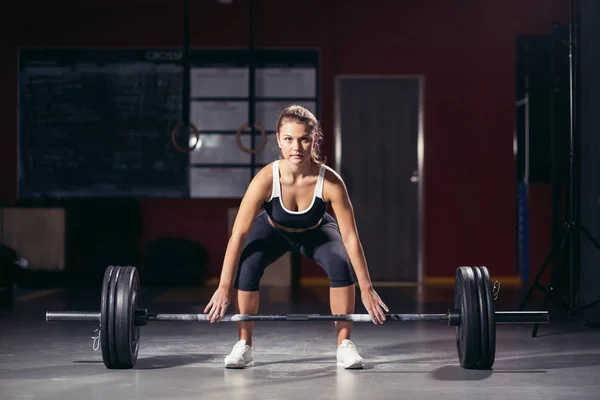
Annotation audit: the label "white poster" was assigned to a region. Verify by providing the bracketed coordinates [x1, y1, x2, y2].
[190, 134, 251, 165]
[190, 67, 249, 98]
[255, 68, 316, 98]
[190, 101, 248, 131]
[189, 167, 251, 198]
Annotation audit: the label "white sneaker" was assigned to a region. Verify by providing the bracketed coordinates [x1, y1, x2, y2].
[224, 340, 254, 368]
[336, 339, 364, 369]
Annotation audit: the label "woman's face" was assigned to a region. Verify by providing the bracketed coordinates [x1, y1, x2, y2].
[277, 122, 314, 165]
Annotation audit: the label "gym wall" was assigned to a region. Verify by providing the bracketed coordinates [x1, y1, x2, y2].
[0, 0, 568, 281]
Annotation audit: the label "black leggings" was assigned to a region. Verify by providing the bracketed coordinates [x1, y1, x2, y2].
[234, 211, 357, 291]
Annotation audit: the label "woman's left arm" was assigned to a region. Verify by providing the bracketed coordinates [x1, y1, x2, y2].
[326, 170, 389, 324]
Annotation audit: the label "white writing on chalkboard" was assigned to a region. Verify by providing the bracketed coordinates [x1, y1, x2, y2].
[18, 52, 188, 198]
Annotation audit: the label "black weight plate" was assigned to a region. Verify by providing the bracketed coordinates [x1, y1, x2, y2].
[472, 267, 490, 369]
[131, 268, 141, 362]
[114, 266, 140, 369]
[455, 267, 481, 369]
[107, 265, 122, 369]
[478, 266, 496, 369]
[100, 265, 115, 369]
[128, 267, 141, 365]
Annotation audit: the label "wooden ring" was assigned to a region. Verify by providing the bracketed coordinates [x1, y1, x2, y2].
[235, 123, 267, 154]
[171, 122, 200, 153]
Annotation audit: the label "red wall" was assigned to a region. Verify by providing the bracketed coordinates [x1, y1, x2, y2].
[0, 0, 566, 280]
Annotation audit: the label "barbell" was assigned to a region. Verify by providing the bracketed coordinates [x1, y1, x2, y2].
[45, 265, 548, 370]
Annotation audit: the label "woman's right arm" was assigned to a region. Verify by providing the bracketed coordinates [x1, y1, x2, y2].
[203, 165, 272, 322]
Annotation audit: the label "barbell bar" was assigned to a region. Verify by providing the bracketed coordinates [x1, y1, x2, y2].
[46, 310, 548, 324]
[45, 265, 549, 370]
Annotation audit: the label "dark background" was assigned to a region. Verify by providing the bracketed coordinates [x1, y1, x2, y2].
[0, 0, 570, 283]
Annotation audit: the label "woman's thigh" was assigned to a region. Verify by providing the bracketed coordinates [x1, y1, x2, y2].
[234, 212, 292, 291]
[297, 214, 357, 288]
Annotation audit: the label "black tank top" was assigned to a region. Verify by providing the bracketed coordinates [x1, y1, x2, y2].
[263, 160, 327, 229]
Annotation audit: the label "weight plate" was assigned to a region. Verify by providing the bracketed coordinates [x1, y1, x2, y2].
[100, 265, 115, 369]
[472, 267, 490, 369]
[478, 266, 496, 369]
[129, 267, 141, 364]
[106, 265, 122, 369]
[114, 266, 140, 369]
[455, 266, 481, 369]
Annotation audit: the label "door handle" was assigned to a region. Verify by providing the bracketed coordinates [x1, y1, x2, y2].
[410, 170, 419, 183]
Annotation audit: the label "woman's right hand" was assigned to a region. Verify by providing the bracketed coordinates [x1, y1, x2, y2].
[203, 286, 232, 323]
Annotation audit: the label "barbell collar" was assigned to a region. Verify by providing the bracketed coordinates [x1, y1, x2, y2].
[448, 309, 460, 326]
[135, 308, 148, 326]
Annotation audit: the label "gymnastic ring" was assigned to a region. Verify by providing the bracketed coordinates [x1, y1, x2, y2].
[235, 122, 267, 154]
[171, 121, 200, 153]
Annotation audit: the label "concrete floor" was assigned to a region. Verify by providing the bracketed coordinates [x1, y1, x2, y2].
[1, 283, 600, 400]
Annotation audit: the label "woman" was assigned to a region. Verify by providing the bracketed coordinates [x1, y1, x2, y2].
[204, 105, 389, 369]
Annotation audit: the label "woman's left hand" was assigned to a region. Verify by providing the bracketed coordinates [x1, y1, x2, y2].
[361, 287, 389, 324]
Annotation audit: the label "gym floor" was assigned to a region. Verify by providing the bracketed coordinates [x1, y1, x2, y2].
[1, 282, 599, 400]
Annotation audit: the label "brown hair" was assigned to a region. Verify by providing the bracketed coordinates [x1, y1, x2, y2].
[275, 104, 326, 165]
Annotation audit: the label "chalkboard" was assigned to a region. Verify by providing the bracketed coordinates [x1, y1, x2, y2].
[17, 48, 189, 198]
